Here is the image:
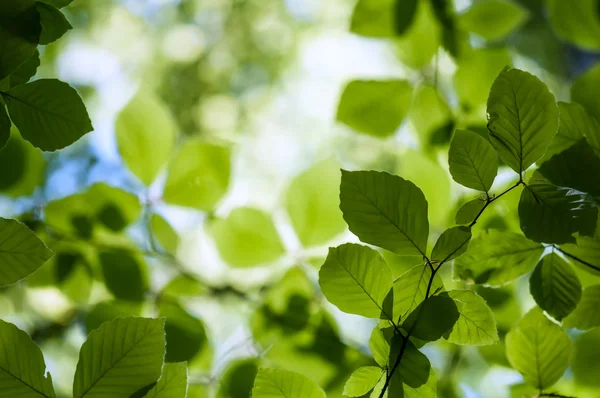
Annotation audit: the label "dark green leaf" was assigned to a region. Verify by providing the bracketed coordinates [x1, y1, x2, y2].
[572, 328, 600, 388]
[486, 67, 559, 174]
[518, 182, 598, 244]
[431, 226, 471, 262]
[73, 317, 165, 398]
[252, 368, 326, 398]
[454, 230, 544, 286]
[340, 170, 429, 257]
[563, 284, 600, 330]
[343, 366, 383, 397]
[458, 0, 529, 41]
[36, 2, 72, 45]
[402, 295, 459, 341]
[392, 264, 444, 324]
[448, 129, 498, 192]
[0, 319, 56, 397]
[0, 217, 53, 286]
[560, 236, 600, 276]
[529, 253, 581, 320]
[445, 290, 498, 346]
[455, 198, 486, 225]
[0, 2, 40, 81]
[99, 250, 148, 302]
[3, 79, 93, 151]
[216, 358, 258, 398]
[389, 335, 437, 397]
[8, 49, 39, 88]
[505, 307, 571, 389]
[96, 203, 126, 232]
[548, 0, 600, 51]
[144, 362, 187, 398]
[319, 243, 393, 319]
[43, 0, 74, 8]
[0, 105, 10, 150]
[336, 80, 412, 137]
[538, 138, 600, 197]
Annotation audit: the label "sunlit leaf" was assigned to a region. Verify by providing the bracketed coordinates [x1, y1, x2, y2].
[402, 295, 459, 341]
[3, 79, 93, 151]
[145, 362, 188, 398]
[547, 0, 600, 51]
[571, 62, 600, 121]
[505, 307, 571, 389]
[458, 0, 528, 41]
[349, 0, 418, 37]
[392, 264, 444, 323]
[455, 198, 485, 225]
[560, 236, 600, 276]
[84, 300, 143, 333]
[163, 139, 231, 211]
[116, 90, 177, 185]
[408, 84, 451, 145]
[340, 170, 429, 257]
[343, 366, 383, 397]
[151, 214, 179, 254]
[73, 317, 165, 398]
[529, 253, 581, 320]
[431, 226, 471, 262]
[209, 207, 284, 267]
[454, 230, 544, 286]
[444, 290, 498, 346]
[285, 159, 346, 247]
[336, 80, 412, 137]
[369, 327, 390, 368]
[448, 129, 498, 192]
[518, 183, 598, 244]
[486, 67, 558, 174]
[36, 2, 72, 45]
[252, 368, 326, 398]
[319, 243, 393, 319]
[563, 284, 600, 330]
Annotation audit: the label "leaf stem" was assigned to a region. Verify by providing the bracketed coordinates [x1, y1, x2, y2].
[553, 244, 600, 273]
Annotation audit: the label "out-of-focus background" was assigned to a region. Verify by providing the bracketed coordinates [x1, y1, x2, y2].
[2, 0, 600, 397]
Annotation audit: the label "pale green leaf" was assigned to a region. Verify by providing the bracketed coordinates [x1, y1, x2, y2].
[36, 2, 72, 45]
[73, 317, 165, 398]
[151, 214, 179, 254]
[343, 366, 383, 397]
[402, 295, 459, 341]
[0, 217, 53, 286]
[252, 368, 326, 398]
[340, 170, 429, 257]
[548, 0, 600, 51]
[349, 0, 418, 37]
[163, 139, 231, 211]
[449, 129, 498, 192]
[145, 362, 187, 398]
[431, 226, 472, 262]
[454, 230, 544, 286]
[560, 236, 600, 276]
[455, 198, 486, 225]
[518, 183, 598, 244]
[444, 290, 498, 346]
[486, 67, 559, 174]
[408, 85, 451, 145]
[563, 284, 600, 330]
[319, 243, 393, 319]
[392, 264, 444, 323]
[336, 80, 412, 137]
[209, 207, 284, 267]
[459, 0, 529, 41]
[116, 90, 177, 185]
[0, 319, 56, 398]
[285, 159, 346, 247]
[369, 327, 390, 367]
[505, 307, 571, 389]
[529, 253, 581, 320]
[3, 79, 93, 151]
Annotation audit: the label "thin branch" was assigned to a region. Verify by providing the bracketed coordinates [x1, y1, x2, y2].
[554, 245, 600, 273]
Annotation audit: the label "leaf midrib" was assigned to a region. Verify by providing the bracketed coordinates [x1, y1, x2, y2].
[0, 365, 53, 398]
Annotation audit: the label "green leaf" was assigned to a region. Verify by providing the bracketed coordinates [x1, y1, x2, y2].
[529, 253, 582, 320]
[402, 294, 459, 341]
[505, 307, 571, 389]
[2, 79, 93, 151]
[43, 0, 73, 8]
[455, 198, 486, 225]
[349, 0, 418, 37]
[0, 2, 40, 81]
[8, 49, 39, 88]
[252, 368, 326, 398]
[159, 299, 212, 367]
[572, 328, 600, 388]
[36, 2, 72, 45]
[98, 250, 148, 302]
[0, 105, 10, 150]
[518, 183, 598, 244]
[340, 170, 429, 257]
[336, 80, 412, 137]
[448, 129, 498, 192]
[547, 0, 600, 51]
[116, 90, 177, 185]
[563, 284, 600, 330]
[215, 358, 259, 398]
[458, 0, 528, 41]
[486, 67, 559, 174]
[73, 317, 165, 398]
[343, 366, 384, 397]
[560, 236, 600, 276]
[144, 362, 187, 398]
[431, 226, 472, 262]
[151, 214, 179, 254]
[454, 230, 544, 286]
[543, 102, 600, 161]
[0, 217, 53, 286]
[572, 63, 600, 121]
[0, 319, 56, 397]
[319, 243, 393, 319]
[389, 336, 437, 397]
[209, 207, 284, 267]
[163, 139, 230, 210]
[0, 129, 45, 197]
[285, 159, 346, 247]
[392, 264, 444, 323]
[84, 300, 142, 333]
[538, 138, 600, 197]
[369, 327, 390, 367]
[444, 290, 498, 346]
[408, 84, 451, 145]
[161, 275, 207, 299]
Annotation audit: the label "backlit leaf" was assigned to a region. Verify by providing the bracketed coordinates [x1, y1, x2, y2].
[151, 214, 179, 254]
[392, 264, 444, 323]
[455, 198, 485, 225]
[252, 368, 326, 398]
[431, 226, 472, 262]
[402, 294, 459, 341]
[459, 0, 528, 41]
[563, 284, 600, 330]
[445, 290, 498, 346]
[343, 366, 383, 397]
[145, 362, 188, 398]
[548, 0, 600, 51]
[448, 129, 498, 192]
